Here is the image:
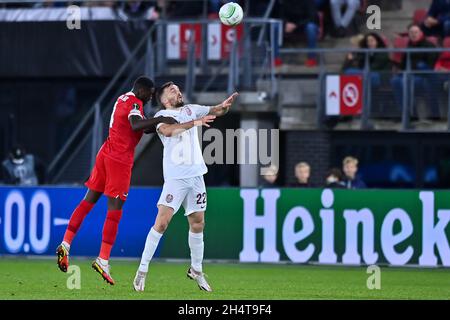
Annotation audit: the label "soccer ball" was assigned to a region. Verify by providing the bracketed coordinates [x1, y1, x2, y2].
[219, 2, 244, 26]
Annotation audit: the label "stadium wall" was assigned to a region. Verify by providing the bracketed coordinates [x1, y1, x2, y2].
[0, 186, 449, 267]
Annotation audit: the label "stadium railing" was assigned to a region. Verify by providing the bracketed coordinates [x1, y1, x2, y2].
[279, 47, 450, 132]
[41, 15, 281, 184]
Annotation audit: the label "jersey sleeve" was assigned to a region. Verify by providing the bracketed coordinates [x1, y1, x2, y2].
[127, 100, 144, 120]
[191, 104, 211, 118]
[154, 111, 170, 132]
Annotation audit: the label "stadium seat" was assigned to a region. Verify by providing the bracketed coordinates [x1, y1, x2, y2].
[413, 9, 427, 25]
[392, 36, 409, 65]
[443, 36, 450, 48]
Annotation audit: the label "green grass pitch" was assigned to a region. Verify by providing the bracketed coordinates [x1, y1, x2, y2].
[0, 258, 449, 299]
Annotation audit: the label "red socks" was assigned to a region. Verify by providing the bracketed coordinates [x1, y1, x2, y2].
[64, 202, 123, 261]
[99, 210, 123, 260]
[63, 200, 94, 245]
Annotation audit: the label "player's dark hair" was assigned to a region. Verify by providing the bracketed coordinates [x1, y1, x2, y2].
[156, 81, 174, 106]
[133, 76, 155, 92]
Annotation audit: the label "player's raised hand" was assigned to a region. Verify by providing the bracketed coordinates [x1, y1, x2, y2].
[196, 115, 216, 127]
[222, 92, 239, 110]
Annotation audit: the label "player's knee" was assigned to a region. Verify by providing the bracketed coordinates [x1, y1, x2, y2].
[107, 197, 124, 210]
[190, 220, 205, 233]
[154, 221, 169, 233]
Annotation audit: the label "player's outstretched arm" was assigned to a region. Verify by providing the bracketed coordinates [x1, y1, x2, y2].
[129, 115, 177, 133]
[208, 92, 238, 117]
[158, 115, 216, 137]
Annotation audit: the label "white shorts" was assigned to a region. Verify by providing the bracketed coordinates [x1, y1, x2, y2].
[157, 175, 207, 215]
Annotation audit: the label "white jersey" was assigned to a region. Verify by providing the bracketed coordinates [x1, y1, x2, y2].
[155, 104, 210, 181]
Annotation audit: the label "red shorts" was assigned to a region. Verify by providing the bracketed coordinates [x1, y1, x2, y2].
[85, 151, 132, 201]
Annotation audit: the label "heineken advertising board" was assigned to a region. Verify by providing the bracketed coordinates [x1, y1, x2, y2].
[161, 188, 450, 267]
[0, 187, 448, 267]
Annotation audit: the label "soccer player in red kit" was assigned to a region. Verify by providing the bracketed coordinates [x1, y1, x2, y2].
[56, 76, 177, 285]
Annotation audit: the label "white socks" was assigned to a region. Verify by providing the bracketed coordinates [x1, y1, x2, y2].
[138, 228, 204, 273]
[138, 227, 163, 273]
[62, 241, 70, 251]
[189, 231, 204, 273]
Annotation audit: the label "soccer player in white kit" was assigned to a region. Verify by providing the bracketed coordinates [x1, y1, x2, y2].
[133, 82, 238, 292]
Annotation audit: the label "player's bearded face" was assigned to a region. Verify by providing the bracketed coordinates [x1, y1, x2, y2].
[175, 92, 184, 107]
[169, 87, 183, 108]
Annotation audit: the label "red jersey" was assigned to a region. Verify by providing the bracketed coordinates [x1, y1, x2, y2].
[100, 92, 144, 166]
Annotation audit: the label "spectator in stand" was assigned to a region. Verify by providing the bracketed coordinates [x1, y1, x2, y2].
[164, 0, 204, 18]
[260, 165, 280, 188]
[421, 0, 450, 37]
[341, 34, 364, 69]
[2, 146, 39, 186]
[324, 167, 346, 188]
[342, 32, 391, 89]
[435, 50, 450, 71]
[342, 156, 366, 189]
[330, 0, 360, 37]
[244, 0, 282, 67]
[280, 0, 320, 67]
[391, 24, 440, 119]
[434, 48, 450, 93]
[118, 1, 157, 19]
[290, 162, 311, 187]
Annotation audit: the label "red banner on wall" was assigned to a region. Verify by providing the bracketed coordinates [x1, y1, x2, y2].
[326, 75, 363, 116]
[167, 23, 202, 60]
[340, 75, 362, 115]
[179, 23, 202, 59]
[167, 22, 243, 60]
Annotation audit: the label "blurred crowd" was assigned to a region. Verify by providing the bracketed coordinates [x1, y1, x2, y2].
[337, 0, 450, 119]
[261, 156, 367, 189]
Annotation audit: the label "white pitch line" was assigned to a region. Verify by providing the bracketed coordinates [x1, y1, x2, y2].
[53, 218, 70, 226]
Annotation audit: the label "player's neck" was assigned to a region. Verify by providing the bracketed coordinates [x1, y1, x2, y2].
[130, 90, 143, 103]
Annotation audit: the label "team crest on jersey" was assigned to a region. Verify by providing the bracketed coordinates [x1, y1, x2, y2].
[185, 107, 192, 116]
[166, 194, 173, 203]
[133, 103, 140, 110]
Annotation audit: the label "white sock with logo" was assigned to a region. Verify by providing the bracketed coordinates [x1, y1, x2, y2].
[189, 231, 204, 273]
[138, 227, 163, 273]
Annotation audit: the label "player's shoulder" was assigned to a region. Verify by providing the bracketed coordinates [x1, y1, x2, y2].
[183, 104, 208, 115]
[154, 109, 176, 118]
[185, 104, 210, 112]
[119, 92, 142, 107]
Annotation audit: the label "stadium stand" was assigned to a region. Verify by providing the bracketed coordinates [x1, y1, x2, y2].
[1, 0, 450, 189]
